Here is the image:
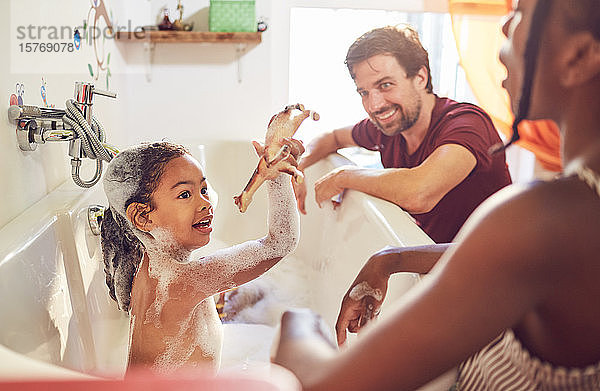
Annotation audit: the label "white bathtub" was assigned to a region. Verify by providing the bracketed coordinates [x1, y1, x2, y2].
[0, 140, 433, 385]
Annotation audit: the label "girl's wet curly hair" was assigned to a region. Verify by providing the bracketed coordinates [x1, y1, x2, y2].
[101, 141, 188, 311]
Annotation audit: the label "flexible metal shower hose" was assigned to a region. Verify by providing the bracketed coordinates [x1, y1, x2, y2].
[62, 99, 118, 188]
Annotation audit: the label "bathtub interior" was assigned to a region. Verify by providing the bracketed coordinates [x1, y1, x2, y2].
[0, 182, 129, 378]
[196, 139, 432, 330]
[0, 139, 433, 380]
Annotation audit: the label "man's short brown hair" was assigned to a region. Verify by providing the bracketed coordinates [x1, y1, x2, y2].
[345, 25, 433, 93]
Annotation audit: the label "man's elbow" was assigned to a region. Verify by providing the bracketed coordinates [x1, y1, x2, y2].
[397, 194, 438, 214]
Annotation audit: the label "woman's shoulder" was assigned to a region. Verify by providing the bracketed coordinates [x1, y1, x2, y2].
[441, 177, 599, 308]
[458, 176, 600, 260]
[506, 176, 599, 220]
[474, 176, 595, 219]
[455, 177, 589, 243]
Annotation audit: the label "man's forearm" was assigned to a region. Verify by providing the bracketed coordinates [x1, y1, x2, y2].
[330, 143, 476, 214]
[335, 167, 436, 213]
[299, 131, 338, 171]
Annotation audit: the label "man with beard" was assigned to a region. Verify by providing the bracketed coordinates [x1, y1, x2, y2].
[294, 25, 512, 243]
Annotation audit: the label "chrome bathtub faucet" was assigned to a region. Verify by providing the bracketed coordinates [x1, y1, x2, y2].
[8, 82, 118, 188]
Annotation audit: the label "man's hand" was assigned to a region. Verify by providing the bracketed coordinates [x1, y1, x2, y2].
[314, 166, 360, 208]
[292, 177, 308, 214]
[335, 256, 389, 346]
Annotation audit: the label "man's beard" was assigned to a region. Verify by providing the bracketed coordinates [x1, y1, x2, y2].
[371, 97, 422, 136]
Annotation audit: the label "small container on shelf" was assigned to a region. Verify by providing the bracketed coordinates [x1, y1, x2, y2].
[158, 8, 174, 31]
[209, 0, 256, 32]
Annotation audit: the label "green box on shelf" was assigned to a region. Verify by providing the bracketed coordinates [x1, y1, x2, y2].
[209, 0, 256, 32]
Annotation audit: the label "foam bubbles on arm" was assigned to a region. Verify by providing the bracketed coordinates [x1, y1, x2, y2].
[261, 173, 301, 256]
[190, 174, 300, 296]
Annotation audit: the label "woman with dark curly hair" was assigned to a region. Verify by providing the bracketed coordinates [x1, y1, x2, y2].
[273, 1, 600, 389]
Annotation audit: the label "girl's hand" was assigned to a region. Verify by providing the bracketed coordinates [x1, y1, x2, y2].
[252, 138, 305, 182]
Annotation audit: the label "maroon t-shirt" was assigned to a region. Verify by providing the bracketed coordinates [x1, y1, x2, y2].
[352, 96, 512, 243]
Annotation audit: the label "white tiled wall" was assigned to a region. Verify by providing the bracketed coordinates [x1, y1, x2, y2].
[1, 0, 124, 228]
[0, 0, 285, 229]
[1, 0, 457, 229]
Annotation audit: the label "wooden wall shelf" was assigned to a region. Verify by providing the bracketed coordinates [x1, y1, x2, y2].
[114, 31, 262, 44]
[114, 30, 261, 83]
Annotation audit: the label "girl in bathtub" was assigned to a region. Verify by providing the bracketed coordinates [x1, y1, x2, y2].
[100, 141, 300, 375]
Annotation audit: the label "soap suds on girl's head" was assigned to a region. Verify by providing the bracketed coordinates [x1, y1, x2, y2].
[100, 140, 301, 375]
[101, 142, 189, 313]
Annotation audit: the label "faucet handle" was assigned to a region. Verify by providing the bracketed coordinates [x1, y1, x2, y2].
[73, 82, 117, 124]
[93, 88, 117, 99]
[73, 82, 117, 104]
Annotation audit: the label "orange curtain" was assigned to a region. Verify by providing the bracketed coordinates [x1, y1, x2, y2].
[448, 0, 562, 172]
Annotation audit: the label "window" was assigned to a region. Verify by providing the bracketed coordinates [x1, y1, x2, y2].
[289, 8, 476, 143]
[288, 8, 534, 181]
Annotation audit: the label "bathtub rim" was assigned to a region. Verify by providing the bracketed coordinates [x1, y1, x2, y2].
[0, 180, 99, 267]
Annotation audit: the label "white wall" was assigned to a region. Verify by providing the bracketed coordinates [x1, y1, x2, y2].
[115, 0, 285, 145]
[0, 0, 281, 229]
[0, 0, 448, 229]
[0, 0, 128, 228]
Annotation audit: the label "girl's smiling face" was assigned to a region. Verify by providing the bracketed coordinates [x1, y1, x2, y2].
[146, 154, 213, 251]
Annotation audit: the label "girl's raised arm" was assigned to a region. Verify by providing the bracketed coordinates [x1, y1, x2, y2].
[177, 173, 299, 300]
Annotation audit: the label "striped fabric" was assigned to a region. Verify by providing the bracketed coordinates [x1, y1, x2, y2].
[565, 161, 600, 198]
[455, 330, 600, 390]
[455, 164, 600, 390]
